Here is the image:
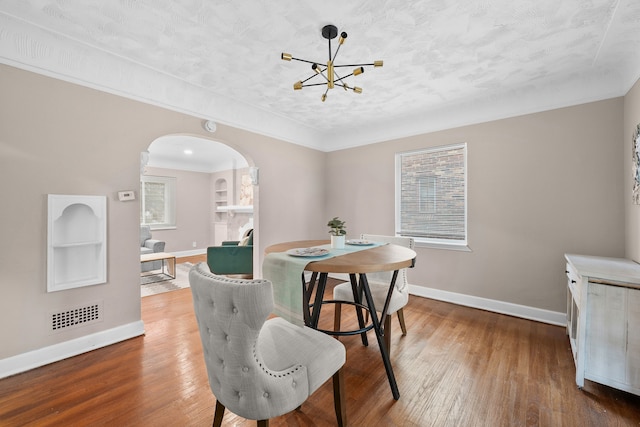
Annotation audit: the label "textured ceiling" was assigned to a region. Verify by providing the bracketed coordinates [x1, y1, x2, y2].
[1, 0, 640, 151]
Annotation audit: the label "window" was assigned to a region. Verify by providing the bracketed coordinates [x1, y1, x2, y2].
[140, 175, 176, 229]
[395, 143, 467, 249]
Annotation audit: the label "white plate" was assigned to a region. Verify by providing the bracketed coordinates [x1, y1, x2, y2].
[346, 239, 375, 246]
[286, 247, 330, 257]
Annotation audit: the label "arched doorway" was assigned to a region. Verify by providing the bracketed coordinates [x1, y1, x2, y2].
[139, 134, 258, 294]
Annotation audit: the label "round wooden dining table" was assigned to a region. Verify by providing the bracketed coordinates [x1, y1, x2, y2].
[265, 239, 417, 400]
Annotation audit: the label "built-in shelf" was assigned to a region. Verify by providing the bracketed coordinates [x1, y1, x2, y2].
[52, 241, 103, 248]
[47, 194, 107, 292]
[216, 205, 253, 214]
[214, 179, 227, 222]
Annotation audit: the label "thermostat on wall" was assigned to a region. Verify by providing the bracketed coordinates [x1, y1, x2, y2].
[118, 190, 135, 201]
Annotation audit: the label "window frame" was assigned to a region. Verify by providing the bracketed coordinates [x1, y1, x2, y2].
[395, 143, 469, 251]
[140, 175, 177, 230]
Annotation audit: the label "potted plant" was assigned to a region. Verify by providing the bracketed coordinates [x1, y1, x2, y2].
[327, 216, 347, 249]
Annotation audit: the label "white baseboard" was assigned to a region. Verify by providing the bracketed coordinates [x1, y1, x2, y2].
[0, 321, 145, 379]
[408, 285, 566, 326]
[328, 273, 566, 327]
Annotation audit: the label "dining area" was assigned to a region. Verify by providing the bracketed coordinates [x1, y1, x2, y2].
[263, 237, 416, 397]
[5, 237, 639, 426]
[189, 233, 417, 426]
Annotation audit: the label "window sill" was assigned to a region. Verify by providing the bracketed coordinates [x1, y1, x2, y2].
[147, 225, 176, 231]
[414, 241, 471, 252]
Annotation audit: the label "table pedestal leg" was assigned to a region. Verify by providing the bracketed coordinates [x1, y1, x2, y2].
[359, 273, 400, 400]
[349, 274, 369, 347]
[310, 273, 329, 329]
[303, 272, 319, 326]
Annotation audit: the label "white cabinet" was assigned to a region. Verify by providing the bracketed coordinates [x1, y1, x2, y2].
[565, 254, 640, 396]
[47, 195, 107, 292]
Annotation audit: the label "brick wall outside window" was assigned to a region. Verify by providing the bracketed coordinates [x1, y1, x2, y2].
[397, 144, 466, 242]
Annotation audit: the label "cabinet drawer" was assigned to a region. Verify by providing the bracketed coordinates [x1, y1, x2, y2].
[566, 262, 581, 305]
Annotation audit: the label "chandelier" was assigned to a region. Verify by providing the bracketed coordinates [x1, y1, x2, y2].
[281, 24, 383, 102]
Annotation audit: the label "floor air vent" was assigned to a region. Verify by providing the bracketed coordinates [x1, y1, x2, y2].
[51, 301, 103, 332]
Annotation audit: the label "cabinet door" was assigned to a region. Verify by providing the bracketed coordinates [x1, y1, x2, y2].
[628, 288, 640, 387]
[586, 283, 626, 383]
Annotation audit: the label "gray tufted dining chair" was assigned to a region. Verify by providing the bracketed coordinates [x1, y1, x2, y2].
[333, 234, 414, 356]
[189, 262, 347, 427]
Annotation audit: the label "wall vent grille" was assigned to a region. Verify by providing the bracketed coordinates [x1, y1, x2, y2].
[51, 302, 103, 332]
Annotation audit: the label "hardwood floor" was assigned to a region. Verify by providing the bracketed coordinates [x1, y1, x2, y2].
[1, 267, 639, 426]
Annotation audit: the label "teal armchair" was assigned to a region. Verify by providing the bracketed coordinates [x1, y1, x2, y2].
[207, 230, 253, 277]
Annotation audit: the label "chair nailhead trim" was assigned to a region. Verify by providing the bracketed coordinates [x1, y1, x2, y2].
[252, 344, 303, 377]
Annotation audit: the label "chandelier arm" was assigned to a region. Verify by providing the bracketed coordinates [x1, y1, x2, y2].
[333, 69, 347, 82]
[314, 69, 330, 84]
[332, 43, 343, 63]
[322, 86, 330, 102]
[290, 57, 325, 66]
[334, 72, 355, 83]
[333, 63, 378, 68]
[300, 73, 323, 84]
[301, 82, 330, 88]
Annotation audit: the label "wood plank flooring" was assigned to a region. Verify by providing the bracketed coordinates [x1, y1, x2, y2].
[1, 265, 639, 426]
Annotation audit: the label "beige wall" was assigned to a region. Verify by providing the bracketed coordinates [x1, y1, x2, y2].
[0, 64, 326, 361]
[143, 166, 213, 252]
[0, 60, 633, 368]
[326, 99, 625, 313]
[625, 78, 640, 262]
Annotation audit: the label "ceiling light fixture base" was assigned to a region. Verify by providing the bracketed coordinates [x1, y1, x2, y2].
[321, 24, 338, 40]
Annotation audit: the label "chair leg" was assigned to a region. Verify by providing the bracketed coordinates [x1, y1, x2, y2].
[333, 302, 342, 332]
[213, 400, 225, 427]
[257, 420, 269, 427]
[383, 315, 392, 356]
[397, 308, 407, 336]
[333, 368, 347, 427]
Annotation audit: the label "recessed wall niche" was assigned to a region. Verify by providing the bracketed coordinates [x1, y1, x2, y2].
[47, 195, 107, 292]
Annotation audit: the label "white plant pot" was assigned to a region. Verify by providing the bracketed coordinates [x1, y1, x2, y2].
[331, 235, 345, 249]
